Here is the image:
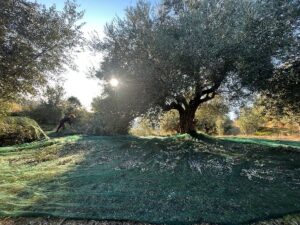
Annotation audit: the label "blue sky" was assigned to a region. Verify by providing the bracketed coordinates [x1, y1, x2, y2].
[34, 0, 159, 109]
[37, 0, 153, 25]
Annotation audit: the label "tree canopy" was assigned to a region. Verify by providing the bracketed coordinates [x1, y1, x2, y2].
[0, 0, 84, 102]
[262, 59, 300, 115]
[93, 0, 300, 134]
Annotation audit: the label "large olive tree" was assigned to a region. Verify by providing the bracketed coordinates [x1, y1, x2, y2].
[93, 0, 299, 134]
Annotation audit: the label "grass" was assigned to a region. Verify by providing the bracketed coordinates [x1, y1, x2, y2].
[0, 135, 299, 225]
[221, 136, 300, 149]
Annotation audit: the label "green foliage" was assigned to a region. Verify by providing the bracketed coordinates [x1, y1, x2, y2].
[131, 97, 232, 136]
[15, 85, 89, 134]
[230, 96, 300, 137]
[262, 60, 300, 115]
[23, 85, 66, 125]
[92, 0, 299, 133]
[195, 97, 230, 135]
[89, 96, 135, 135]
[236, 106, 265, 135]
[0, 116, 48, 146]
[0, 0, 84, 102]
[0, 100, 13, 118]
[30, 104, 64, 126]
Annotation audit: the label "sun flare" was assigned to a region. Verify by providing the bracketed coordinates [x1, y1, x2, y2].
[110, 78, 119, 87]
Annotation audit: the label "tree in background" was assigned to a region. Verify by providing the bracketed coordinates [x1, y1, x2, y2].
[254, 95, 300, 136]
[195, 97, 230, 135]
[17, 85, 87, 132]
[159, 110, 180, 134]
[90, 95, 135, 135]
[92, 0, 299, 135]
[66, 96, 82, 113]
[0, 0, 84, 104]
[27, 84, 66, 125]
[236, 105, 265, 135]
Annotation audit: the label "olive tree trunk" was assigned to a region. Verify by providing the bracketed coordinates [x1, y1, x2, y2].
[179, 107, 197, 134]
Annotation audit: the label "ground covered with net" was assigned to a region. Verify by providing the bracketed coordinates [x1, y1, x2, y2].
[0, 135, 299, 225]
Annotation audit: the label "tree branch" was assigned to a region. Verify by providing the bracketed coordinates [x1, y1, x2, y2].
[175, 95, 188, 109]
[163, 102, 184, 113]
[200, 92, 216, 103]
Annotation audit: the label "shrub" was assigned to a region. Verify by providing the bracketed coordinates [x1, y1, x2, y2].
[0, 117, 48, 146]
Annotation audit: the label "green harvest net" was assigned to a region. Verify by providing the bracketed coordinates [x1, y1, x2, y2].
[0, 135, 299, 224]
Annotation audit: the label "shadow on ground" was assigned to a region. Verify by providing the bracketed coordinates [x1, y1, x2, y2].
[0, 135, 300, 224]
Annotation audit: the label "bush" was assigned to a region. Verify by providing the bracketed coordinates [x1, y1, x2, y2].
[0, 117, 48, 146]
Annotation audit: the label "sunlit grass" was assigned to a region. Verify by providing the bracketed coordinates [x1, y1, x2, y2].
[221, 136, 300, 149]
[0, 135, 86, 215]
[0, 134, 299, 224]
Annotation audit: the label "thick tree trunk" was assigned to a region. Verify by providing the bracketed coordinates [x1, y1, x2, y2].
[179, 109, 197, 134]
[178, 108, 214, 142]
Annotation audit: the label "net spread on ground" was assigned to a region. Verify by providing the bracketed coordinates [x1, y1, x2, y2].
[0, 135, 299, 224]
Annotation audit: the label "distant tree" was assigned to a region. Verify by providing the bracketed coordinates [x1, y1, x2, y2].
[67, 96, 82, 108]
[195, 97, 229, 135]
[42, 85, 65, 107]
[215, 116, 232, 136]
[255, 96, 300, 135]
[29, 84, 66, 125]
[65, 96, 82, 114]
[0, 0, 84, 102]
[93, 0, 299, 135]
[159, 110, 180, 134]
[130, 117, 158, 136]
[236, 106, 265, 135]
[90, 95, 134, 135]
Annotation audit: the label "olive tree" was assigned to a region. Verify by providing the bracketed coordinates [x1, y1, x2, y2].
[93, 0, 299, 135]
[0, 0, 84, 102]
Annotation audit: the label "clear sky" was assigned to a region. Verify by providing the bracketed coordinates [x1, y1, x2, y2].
[34, 0, 158, 109]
